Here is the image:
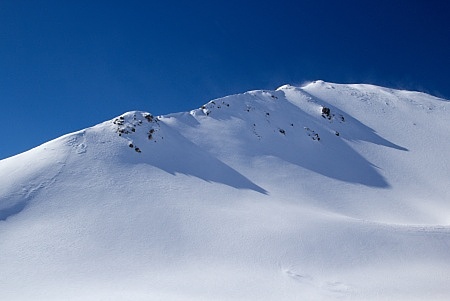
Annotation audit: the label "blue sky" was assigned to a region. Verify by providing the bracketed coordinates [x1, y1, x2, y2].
[1, 0, 449, 159]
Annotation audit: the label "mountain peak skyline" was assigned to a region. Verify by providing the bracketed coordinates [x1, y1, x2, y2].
[2, 1, 449, 160]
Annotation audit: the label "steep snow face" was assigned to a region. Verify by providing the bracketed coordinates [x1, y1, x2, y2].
[163, 82, 450, 224]
[1, 82, 450, 301]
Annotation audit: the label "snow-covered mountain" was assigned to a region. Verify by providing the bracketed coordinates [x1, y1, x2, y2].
[1, 81, 450, 300]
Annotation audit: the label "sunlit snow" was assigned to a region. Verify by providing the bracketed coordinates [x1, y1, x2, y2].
[1, 81, 449, 300]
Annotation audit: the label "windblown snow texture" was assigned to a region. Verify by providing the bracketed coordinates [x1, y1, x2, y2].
[1, 81, 450, 300]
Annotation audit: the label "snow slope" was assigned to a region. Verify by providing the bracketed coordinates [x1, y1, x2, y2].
[1, 81, 450, 300]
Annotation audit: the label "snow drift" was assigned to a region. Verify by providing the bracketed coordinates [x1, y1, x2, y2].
[1, 81, 450, 300]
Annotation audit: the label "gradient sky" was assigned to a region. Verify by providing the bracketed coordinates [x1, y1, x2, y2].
[1, 0, 449, 159]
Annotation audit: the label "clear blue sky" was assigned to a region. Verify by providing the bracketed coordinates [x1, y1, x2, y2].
[1, 0, 449, 159]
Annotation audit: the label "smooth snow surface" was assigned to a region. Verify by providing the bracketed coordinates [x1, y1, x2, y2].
[1, 81, 450, 300]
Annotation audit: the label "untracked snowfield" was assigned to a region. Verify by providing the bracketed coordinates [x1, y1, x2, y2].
[1, 81, 449, 300]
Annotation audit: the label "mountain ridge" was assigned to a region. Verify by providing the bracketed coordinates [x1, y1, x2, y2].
[1, 81, 450, 300]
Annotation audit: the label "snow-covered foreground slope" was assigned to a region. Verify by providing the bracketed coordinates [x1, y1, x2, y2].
[1, 81, 450, 300]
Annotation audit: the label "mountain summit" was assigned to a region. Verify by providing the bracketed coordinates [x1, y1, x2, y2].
[1, 81, 450, 300]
